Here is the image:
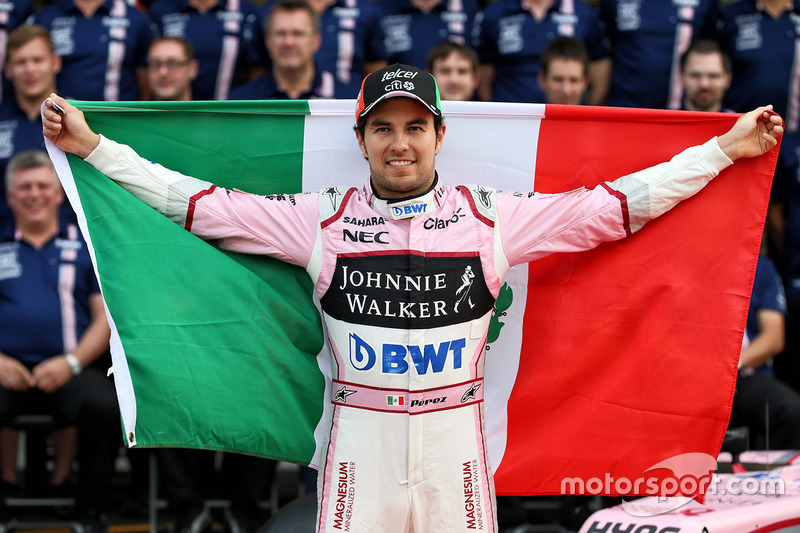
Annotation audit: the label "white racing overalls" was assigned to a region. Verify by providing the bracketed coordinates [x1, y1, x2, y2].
[84, 136, 732, 533]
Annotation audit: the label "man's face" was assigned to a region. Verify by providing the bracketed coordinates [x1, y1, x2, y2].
[7, 165, 63, 228]
[147, 40, 197, 101]
[266, 9, 320, 71]
[356, 98, 445, 199]
[431, 53, 478, 102]
[538, 58, 587, 105]
[5, 37, 60, 101]
[681, 52, 731, 112]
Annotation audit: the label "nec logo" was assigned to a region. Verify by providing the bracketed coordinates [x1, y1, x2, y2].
[343, 229, 388, 244]
[349, 333, 466, 374]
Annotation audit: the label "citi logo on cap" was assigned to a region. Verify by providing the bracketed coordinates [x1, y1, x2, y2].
[381, 68, 419, 82]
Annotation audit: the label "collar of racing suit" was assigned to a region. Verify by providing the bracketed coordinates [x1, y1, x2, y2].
[366, 172, 445, 220]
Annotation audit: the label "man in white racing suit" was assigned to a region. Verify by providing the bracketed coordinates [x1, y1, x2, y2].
[41, 64, 783, 533]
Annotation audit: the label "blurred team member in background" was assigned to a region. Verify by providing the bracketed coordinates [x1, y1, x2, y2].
[232, 0, 330, 100]
[259, 0, 388, 98]
[426, 41, 479, 101]
[147, 37, 198, 102]
[381, 0, 478, 69]
[679, 39, 731, 113]
[537, 37, 589, 106]
[31, 0, 154, 101]
[598, 0, 719, 109]
[474, 0, 610, 105]
[0, 25, 75, 233]
[149, 0, 267, 100]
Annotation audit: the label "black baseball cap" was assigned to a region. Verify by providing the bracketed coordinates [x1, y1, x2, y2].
[355, 63, 442, 122]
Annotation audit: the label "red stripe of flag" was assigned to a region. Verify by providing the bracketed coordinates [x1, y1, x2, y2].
[494, 105, 780, 496]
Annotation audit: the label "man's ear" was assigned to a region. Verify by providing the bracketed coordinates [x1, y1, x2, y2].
[434, 124, 446, 155]
[356, 130, 369, 159]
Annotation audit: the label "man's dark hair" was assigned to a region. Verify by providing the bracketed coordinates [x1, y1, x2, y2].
[540, 37, 590, 76]
[680, 39, 731, 73]
[425, 41, 479, 73]
[266, 0, 320, 33]
[149, 36, 195, 61]
[7, 24, 54, 56]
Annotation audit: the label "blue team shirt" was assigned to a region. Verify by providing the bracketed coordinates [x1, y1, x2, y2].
[599, 0, 719, 109]
[150, 0, 267, 100]
[380, 0, 478, 68]
[747, 255, 787, 339]
[260, 0, 387, 99]
[772, 131, 800, 297]
[714, 0, 800, 131]
[32, 0, 154, 101]
[0, 96, 77, 235]
[0, 225, 100, 364]
[474, 0, 610, 103]
[228, 66, 329, 99]
[0, 0, 35, 102]
[743, 255, 787, 375]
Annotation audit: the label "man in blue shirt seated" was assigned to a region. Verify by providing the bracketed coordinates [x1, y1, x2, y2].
[231, 0, 329, 100]
[0, 150, 117, 533]
[730, 255, 800, 449]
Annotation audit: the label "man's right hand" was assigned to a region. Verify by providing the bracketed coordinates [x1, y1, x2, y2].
[42, 94, 101, 159]
[0, 354, 34, 391]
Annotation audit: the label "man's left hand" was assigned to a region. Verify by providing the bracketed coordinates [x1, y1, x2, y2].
[32, 356, 74, 393]
[717, 105, 784, 161]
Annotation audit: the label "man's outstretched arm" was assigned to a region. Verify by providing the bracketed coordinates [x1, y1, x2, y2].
[42, 94, 320, 267]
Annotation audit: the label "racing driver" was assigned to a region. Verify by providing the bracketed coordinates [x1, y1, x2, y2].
[41, 64, 783, 532]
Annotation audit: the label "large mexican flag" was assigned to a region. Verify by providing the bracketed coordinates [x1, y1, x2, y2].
[46, 100, 779, 496]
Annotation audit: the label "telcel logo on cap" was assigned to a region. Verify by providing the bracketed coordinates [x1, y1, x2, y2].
[381, 69, 419, 82]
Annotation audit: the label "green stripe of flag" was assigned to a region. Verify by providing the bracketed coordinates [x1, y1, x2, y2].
[68, 100, 324, 463]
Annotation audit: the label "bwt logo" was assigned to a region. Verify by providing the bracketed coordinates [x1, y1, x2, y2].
[349, 333, 466, 374]
[392, 204, 427, 217]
